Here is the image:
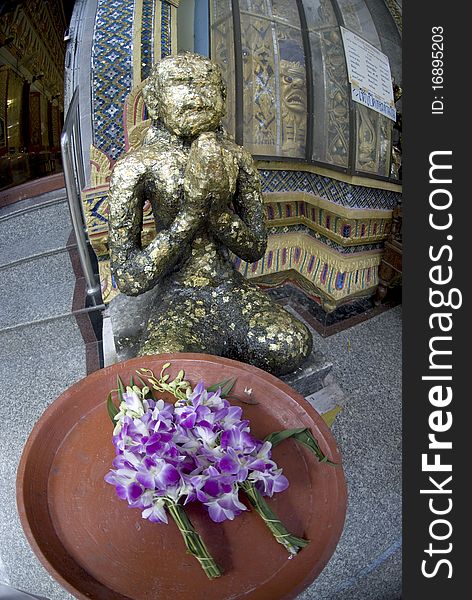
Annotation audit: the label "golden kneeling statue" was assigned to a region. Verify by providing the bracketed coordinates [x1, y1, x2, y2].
[108, 53, 312, 375]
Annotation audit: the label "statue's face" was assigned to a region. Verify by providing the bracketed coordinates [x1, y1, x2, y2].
[144, 54, 226, 139]
[159, 74, 225, 137]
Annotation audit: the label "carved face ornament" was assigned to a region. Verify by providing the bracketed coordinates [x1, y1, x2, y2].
[280, 60, 306, 114]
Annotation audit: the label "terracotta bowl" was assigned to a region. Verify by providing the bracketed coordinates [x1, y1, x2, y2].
[17, 353, 347, 600]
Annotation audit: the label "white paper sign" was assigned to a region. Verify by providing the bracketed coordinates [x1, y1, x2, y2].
[340, 26, 396, 122]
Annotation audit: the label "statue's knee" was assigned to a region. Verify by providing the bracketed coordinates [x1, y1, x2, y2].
[291, 319, 313, 358]
[275, 319, 312, 363]
[249, 316, 312, 375]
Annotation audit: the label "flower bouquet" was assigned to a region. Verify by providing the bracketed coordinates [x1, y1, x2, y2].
[105, 363, 335, 579]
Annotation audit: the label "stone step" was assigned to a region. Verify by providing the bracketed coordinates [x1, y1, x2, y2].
[0, 314, 88, 600]
[0, 197, 72, 268]
[0, 188, 67, 220]
[0, 252, 77, 329]
[0, 316, 90, 421]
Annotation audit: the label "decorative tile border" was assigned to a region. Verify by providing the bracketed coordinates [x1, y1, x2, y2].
[267, 225, 385, 254]
[141, 0, 155, 80]
[82, 168, 392, 304]
[91, 0, 134, 161]
[82, 183, 392, 257]
[232, 232, 382, 305]
[259, 169, 400, 210]
[161, 1, 172, 58]
[95, 229, 382, 306]
[264, 196, 391, 246]
[91, 0, 173, 162]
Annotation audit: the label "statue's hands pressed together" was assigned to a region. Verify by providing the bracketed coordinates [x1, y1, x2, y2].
[183, 132, 238, 222]
[183, 132, 268, 265]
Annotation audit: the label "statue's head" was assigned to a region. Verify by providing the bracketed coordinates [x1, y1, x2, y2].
[143, 53, 226, 138]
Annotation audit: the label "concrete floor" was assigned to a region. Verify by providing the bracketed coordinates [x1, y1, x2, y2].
[300, 306, 402, 599]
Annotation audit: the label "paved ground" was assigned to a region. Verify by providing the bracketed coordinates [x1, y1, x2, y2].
[299, 306, 402, 600]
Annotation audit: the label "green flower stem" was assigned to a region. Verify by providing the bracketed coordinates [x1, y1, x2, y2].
[240, 481, 309, 556]
[165, 500, 223, 579]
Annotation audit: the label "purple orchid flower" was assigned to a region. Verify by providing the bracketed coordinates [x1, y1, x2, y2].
[214, 405, 244, 429]
[249, 467, 289, 497]
[106, 377, 291, 526]
[186, 380, 206, 407]
[218, 447, 249, 482]
[104, 458, 145, 505]
[123, 390, 143, 413]
[206, 491, 248, 523]
[136, 457, 181, 491]
[142, 498, 168, 523]
[220, 427, 256, 453]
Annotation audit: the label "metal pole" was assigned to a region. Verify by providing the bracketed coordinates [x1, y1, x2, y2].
[73, 98, 86, 191]
[61, 88, 101, 305]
